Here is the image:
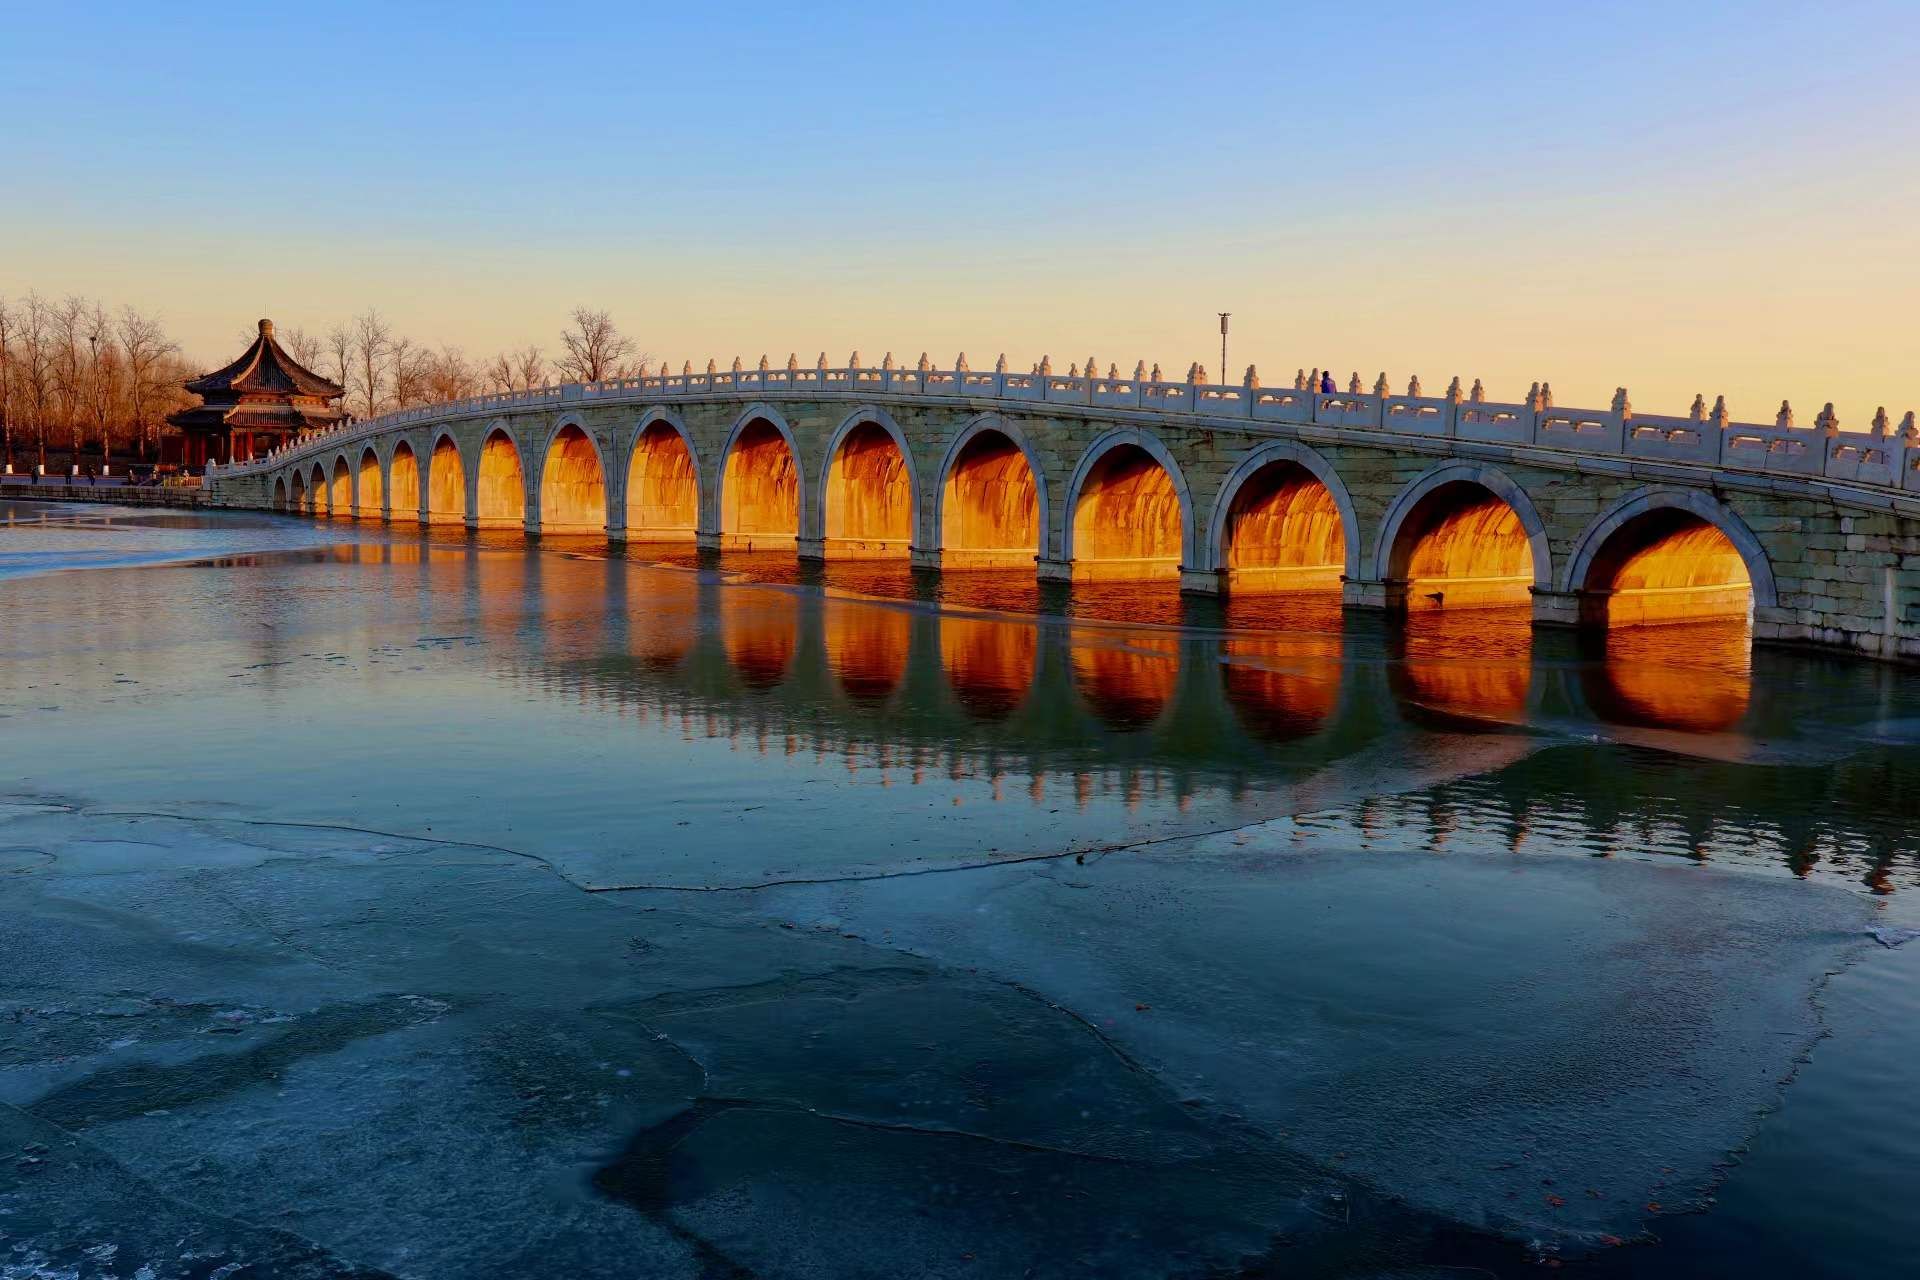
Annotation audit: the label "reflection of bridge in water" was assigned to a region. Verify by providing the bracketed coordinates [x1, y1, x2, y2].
[248, 539, 1914, 891]
[413, 541, 1759, 788]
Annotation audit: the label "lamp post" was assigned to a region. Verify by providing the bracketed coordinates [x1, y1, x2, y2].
[1217, 313, 1230, 385]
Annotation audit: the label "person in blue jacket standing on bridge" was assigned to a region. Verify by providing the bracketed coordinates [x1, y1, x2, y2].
[1319, 369, 1336, 394]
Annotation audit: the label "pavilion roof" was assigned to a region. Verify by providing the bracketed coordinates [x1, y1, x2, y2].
[185, 318, 344, 400]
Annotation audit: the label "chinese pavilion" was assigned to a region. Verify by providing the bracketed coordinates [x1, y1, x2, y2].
[167, 319, 345, 468]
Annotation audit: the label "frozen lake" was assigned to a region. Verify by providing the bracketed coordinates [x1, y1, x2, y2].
[2, 499, 1916, 1278]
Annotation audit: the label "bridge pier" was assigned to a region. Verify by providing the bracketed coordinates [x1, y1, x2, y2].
[1341, 578, 1407, 611]
[1530, 589, 1585, 629]
[796, 536, 827, 562]
[1036, 558, 1073, 584]
[1178, 568, 1224, 595]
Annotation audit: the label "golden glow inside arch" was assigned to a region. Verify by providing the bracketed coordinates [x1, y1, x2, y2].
[1583, 510, 1753, 629]
[942, 429, 1039, 568]
[329, 458, 352, 516]
[721, 419, 799, 549]
[1222, 461, 1345, 592]
[824, 422, 913, 557]
[357, 450, 383, 516]
[1389, 481, 1534, 610]
[427, 438, 465, 525]
[476, 431, 525, 528]
[389, 442, 420, 519]
[1070, 444, 1182, 581]
[539, 425, 606, 534]
[626, 423, 698, 540]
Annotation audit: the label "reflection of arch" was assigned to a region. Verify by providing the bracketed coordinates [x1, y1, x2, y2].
[723, 591, 798, 690]
[935, 415, 1047, 567]
[389, 440, 421, 519]
[1061, 429, 1195, 578]
[825, 602, 911, 704]
[1374, 461, 1552, 606]
[818, 407, 917, 554]
[476, 426, 526, 528]
[940, 616, 1036, 720]
[357, 446, 384, 517]
[1390, 611, 1534, 727]
[1207, 440, 1359, 584]
[538, 417, 608, 533]
[1220, 634, 1343, 743]
[719, 405, 802, 547]
[1560, 487, 1776, 615]
[329, 455, 353, 516]
[1071, 634, 1179, 731]
[624, 408, 701, 540]
[427, 431, 465, 525]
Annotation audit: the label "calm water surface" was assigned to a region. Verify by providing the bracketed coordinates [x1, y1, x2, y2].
[2, 499, 1916, 1279]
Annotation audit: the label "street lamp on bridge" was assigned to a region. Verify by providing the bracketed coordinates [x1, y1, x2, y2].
[1218, 313, 1231, 385]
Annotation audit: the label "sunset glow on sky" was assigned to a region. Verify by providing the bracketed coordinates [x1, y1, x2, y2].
[4, 1, 1917, 423]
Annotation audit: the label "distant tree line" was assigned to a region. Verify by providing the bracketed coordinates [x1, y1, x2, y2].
[0, 292, 197, 470]
[276, 304, 646, 423]
[0, 294, 646, 470]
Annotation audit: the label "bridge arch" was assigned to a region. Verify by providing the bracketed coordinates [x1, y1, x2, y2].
[1374, 460, 1552, 609]
[388, 439, 421, 521]
[357, 446, 383, 518]
[1561, 486, 1774, 627]
[286, 470, 304, 511]
[718, 404, 803, 549]
[309, 463, 327, 514]
[329, 455, 353, 517]
[426, 430, 467, 525]
[538, 413, 609, 534]
[272, 476, 288, 510]
[1061, 428, 1195, 580]
[475, 423, 527, 528]
[935, 414, 1048, 568]
[623, 408, 701, 541]
[1207, 440, 1359, 587]
[818, 406, 918, 556]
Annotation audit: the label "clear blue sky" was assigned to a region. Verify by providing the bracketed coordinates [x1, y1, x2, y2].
[4, 1, 1918, 420]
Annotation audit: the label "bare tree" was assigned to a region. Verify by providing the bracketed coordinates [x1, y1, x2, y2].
[118, 306, 177, 461]
[50, 295, 89, 464]
[0, 297, 13, 468]
[18, 295, 53, 471]
[555, 307, 634, 383]
[349, 309, 392, 418]
[390, 333, 429, 410]
[488, 344, 547, 393]
[281, 325, 324, 370]
[426, 345, 478, 403]
[325, 323, 353, 394]
[83, 303, 118, 467]
[516, 344, 548, 391]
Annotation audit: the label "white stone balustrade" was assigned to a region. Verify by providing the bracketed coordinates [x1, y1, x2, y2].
[207, 359, 1920, 499]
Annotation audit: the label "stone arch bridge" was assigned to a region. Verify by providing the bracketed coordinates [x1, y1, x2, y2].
[206, 360, 1920, 661]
